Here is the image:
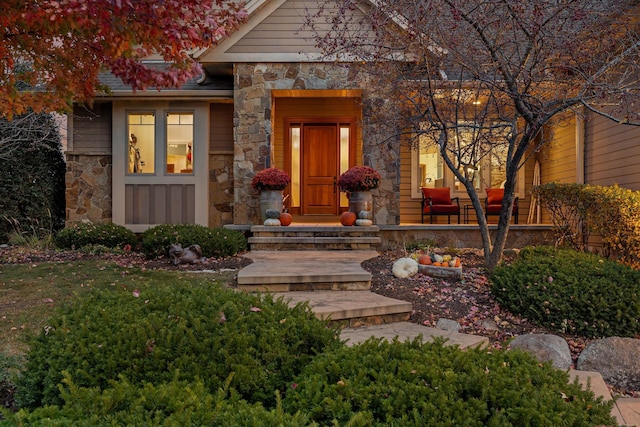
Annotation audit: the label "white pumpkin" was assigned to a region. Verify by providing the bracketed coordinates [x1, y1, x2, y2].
[355, 219, 373, 226]
[358, 210, 373, 220]
[392, 257, 419, 278]
[263, 218, 281, 226]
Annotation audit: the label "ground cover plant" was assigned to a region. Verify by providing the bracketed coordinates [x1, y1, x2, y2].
[490, 246, 640, 338]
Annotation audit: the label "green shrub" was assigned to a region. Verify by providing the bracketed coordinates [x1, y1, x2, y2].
[15, 281, 341, 410]
[4, 375, 315, 426]
[283, 338, 615, 426]
[490, 246, 640, 338]
[54, 222, 137, 250]
[0, 112, 66, 243]
[141, 224, 247, 258]
[533, 183, 640, 268]
[0, 353, 19, 412]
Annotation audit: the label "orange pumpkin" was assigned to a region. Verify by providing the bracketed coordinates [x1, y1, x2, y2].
[340, 211, 357, 226]
[454, 257, 461, 267]
[279, 212, 292, 226]
[432, 262, 442, 267]
[418, 254, 433, 265]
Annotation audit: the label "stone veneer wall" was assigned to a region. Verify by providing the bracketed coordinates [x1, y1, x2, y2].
[65, 154, 112, 224]
[208, 152, 234, 227]
[233, 63, 401, 225]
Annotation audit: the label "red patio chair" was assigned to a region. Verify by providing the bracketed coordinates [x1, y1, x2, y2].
[484, 188, 519, 224]
[421, 187, 460, 224]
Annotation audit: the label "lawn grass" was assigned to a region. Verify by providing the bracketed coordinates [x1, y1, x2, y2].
[0, 260, 232, 358]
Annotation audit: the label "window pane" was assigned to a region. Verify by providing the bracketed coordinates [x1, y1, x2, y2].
[340, 127, 350, 207]
[490, 145, 508, 188]
[166, 113, 194, 174]
[128, 113, 155, 174]
[290, 127, 300, 207]
[418, 133, 444, 188]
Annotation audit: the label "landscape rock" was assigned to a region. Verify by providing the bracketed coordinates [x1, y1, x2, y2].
[436, 318, 461, 333]
[509, 334, 572, 369]
[479, 318, 499, 331]
[577, 337, 640, 391]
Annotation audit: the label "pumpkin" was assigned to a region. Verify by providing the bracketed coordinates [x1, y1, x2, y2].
[392, 257, 419, 278]
[454, 257, 461, 267]
[279, 212, 292, 226]
[340, 211, 357, 226]
[418, 254, 432, 265]
[432, 262, 442, 267]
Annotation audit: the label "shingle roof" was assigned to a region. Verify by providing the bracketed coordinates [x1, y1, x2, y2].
[98, 62, 233, 95]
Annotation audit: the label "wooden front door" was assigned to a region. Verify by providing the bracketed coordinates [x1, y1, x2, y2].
[302, 124, 339, 214]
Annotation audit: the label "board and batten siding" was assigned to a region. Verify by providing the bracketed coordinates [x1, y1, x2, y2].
[125, 184, 195, 224]
[70, 102, 112, 153]
[585, 111, 640, 191]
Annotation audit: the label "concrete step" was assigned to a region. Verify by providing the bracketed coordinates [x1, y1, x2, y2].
[237, 250, 377, 292]
[249, 225, 381, 251]
[276, 290, 413, 327]
[340, 322, 489, 350]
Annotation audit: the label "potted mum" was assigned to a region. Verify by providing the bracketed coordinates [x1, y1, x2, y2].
[251, 168, 291, 223]
[337, 166, 381, 224]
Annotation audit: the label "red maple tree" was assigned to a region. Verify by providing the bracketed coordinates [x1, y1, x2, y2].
[0, 0, 247, 118]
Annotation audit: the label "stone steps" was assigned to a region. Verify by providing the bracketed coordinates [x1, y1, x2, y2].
[236, 250, 377, 292]
[248, 225, 381, 251]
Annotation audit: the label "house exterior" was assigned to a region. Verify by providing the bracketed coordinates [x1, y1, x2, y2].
[64, 0, 639, 231]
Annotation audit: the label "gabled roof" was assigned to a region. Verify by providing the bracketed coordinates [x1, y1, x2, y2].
[198, 0, 368, 63]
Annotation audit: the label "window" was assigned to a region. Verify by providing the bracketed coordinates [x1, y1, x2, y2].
[127, 113, 155, 174]
[166, 112, 194, 174]
[127, 111, 195, 175]
[412, 122, 524, 197]
[417, 133, 443, 188]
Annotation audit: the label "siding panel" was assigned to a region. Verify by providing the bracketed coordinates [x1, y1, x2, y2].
[586, 112, 640, 190]
[229, 0, 366, 55]
[210, 103, 234, 152]
[72, 102, 112, 152]
[125, 184, 195, 224]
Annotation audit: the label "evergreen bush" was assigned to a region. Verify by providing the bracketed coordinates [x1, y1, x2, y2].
[283, 338, 615, 426]
[4, 376, 314, 426]
[0, 112, 65, 243]
[490, 246, 640, 338]
[54, 222, 137, 250]
[141, 224, 247, 258]
[15, 282, 340, 410]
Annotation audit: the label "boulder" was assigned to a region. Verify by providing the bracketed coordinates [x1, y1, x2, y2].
[436, 318, 461, 333]
[577, 337, 640, 391]
[510, 334, 572, 369]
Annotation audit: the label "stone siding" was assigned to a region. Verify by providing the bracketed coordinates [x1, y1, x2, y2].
[233, 63, 401, 225]
[65, 154, 112, 224]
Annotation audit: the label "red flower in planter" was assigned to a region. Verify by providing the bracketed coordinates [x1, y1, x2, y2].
[251, 168, 291, 191]
[337, 166, 381, 192]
